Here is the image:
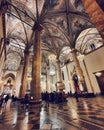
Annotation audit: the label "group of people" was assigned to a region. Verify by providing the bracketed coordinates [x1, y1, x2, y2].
[0, 93, 29, 109]
[0, 90, 79, 111]
[41, 90, 79, 106]
[41, 91, 68, 104]
[11, 93, 30, 109]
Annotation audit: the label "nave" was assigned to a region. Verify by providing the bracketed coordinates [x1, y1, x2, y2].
[0, 96, 104, 130]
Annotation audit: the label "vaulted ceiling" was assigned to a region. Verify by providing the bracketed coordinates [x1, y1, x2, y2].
[2, 0, 103, 73]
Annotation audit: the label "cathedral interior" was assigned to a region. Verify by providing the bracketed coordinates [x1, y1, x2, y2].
[0, 0, 104, 130]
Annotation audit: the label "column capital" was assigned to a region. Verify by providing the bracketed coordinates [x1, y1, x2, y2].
[56, 56, 60, 62]
[20, 59, 24, 65]
[56, 59, 60, 62]
[24, 48, 29, 55]
[32, 22, 43, 31]
[0, 0, 8, 15]
[71, 48, 78, 53]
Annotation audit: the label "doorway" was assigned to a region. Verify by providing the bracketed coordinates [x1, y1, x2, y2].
[95, 71, 104, 95]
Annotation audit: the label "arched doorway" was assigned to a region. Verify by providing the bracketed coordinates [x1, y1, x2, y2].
[2, 73, 15, 96]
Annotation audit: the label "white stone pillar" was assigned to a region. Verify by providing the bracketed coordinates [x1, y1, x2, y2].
[71, 49, 87, 92]
[56, 59, 64, 91]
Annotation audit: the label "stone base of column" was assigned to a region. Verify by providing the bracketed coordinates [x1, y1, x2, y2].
[56, 81, 65, 91]
[30, 99, 42, 105]
[78, 81, 87, 92]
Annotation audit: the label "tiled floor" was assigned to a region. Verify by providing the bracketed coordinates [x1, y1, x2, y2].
[0, 96, 104, 130]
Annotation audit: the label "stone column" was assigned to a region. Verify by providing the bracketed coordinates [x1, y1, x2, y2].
[56, 59, 64, 91]
[15, 63, 23, 97]
[0, 0, 8, 16]
[83, 59, 94, 93]
[0, 15, 3, 54]
[82, 0, 104, 40]
[66, 64, 74, 93]
[46, 67, 50, 92]
[71, 49, 87, 92]
[19, 48, 30, 98]
[45, 74, 48, 91]
[30, 23, 43, 103]
[0, 51, 5, 79]
[0, 69, 5, 93]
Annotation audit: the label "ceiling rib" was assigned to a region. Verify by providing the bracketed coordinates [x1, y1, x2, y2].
[7, 11, 33, 27]
[6, 0, 34, 21]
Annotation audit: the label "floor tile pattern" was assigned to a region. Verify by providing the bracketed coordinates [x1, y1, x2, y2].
[0, 96, 104, 130]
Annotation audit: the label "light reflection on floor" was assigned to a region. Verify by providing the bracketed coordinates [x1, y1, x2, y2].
[0, 96, 104, 130]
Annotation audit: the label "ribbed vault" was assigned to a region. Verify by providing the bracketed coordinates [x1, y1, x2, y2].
[0, 0, 103, 73]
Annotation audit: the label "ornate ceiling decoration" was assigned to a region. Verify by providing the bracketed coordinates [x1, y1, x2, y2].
[76, 28, 103, 54]
[2, 0, 103, 71]
[4, 52, 21, 71]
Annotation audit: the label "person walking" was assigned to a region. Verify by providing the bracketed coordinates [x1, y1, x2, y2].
[74, 91, 79, 102]
[45, 91, 49, 107]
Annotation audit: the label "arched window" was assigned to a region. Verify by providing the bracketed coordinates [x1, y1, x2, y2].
[90, 43, 95, 50]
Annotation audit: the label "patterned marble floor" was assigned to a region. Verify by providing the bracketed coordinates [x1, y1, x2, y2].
[0, 96, 104, 130]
